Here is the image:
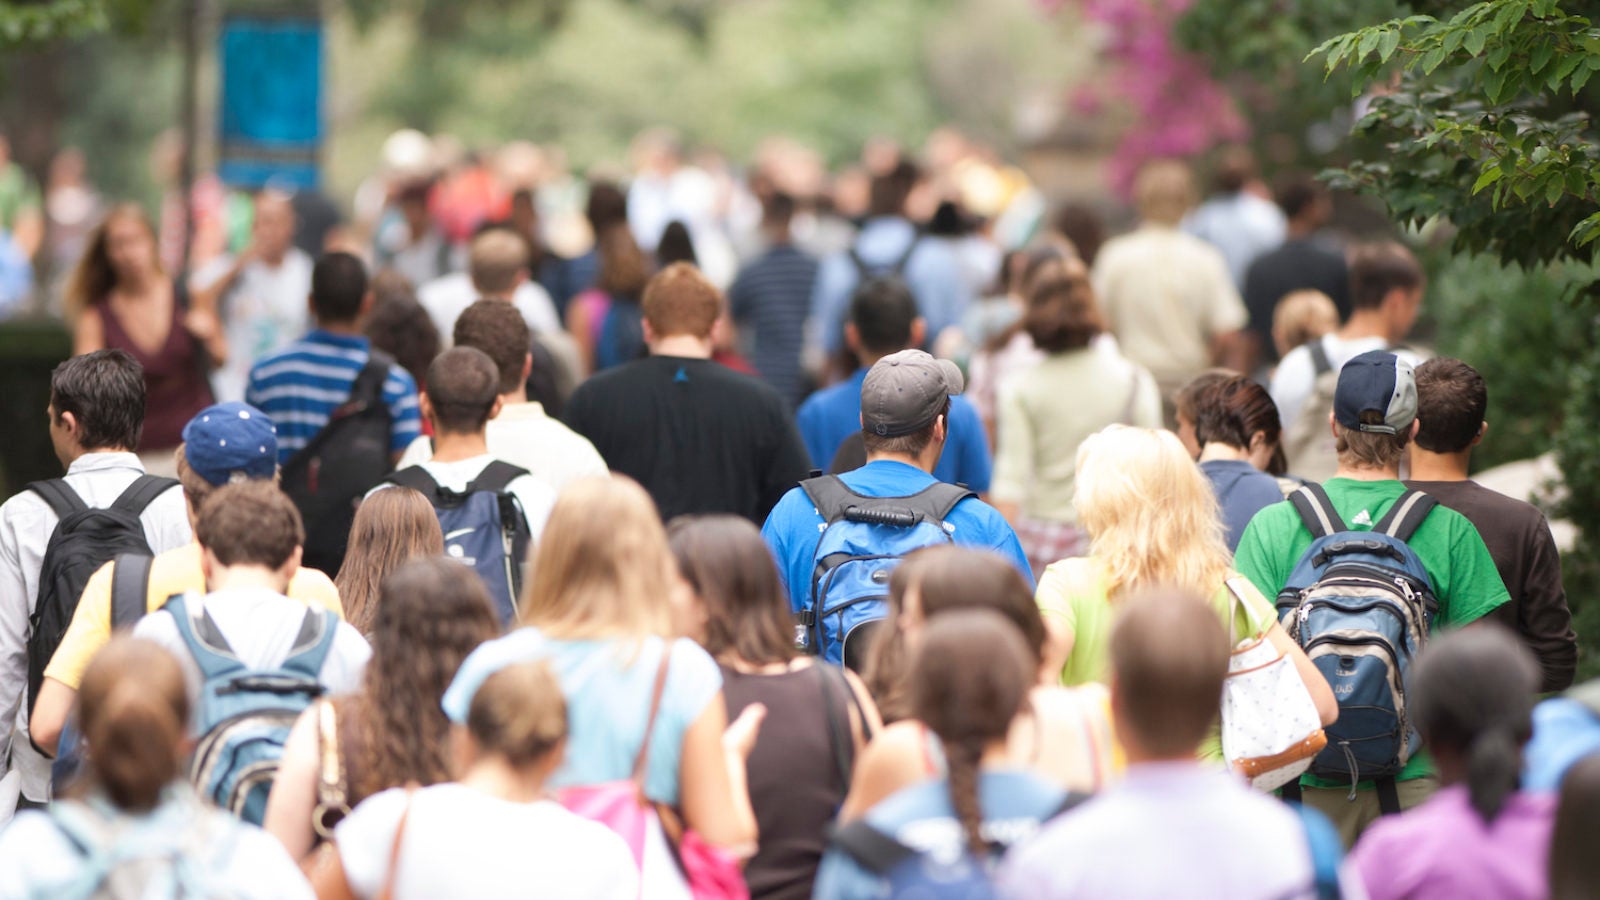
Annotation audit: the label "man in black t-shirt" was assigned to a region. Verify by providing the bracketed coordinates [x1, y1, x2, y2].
[1406, 357, 1576, 692]
[1241, 174, 1351, 369]
[563, 263, 810, 523]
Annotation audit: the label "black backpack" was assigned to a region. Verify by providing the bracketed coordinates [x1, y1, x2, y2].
[281, 352, 396, 577]
[24, 476, 176, 718]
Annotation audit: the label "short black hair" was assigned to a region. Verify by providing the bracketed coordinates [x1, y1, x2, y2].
[1414, 357, 1488, 454]
[51, 349, 145, 451]
[311, 252, 369, 324]
[585, 181, 628, 232]
[1350, 242, 1423, 312]
[425, 347, 500, 434]
[1274, 173, 1325, 221]
[849, 277, 917, 355]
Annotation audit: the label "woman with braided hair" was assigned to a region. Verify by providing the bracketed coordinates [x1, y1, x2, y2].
[264, 557, 500, 862]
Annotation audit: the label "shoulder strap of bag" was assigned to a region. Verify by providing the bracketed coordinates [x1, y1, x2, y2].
[281, 609, 341, 681]
[110, 553, 153, 631]
[1048, 790, 1093, 821]
[1308, 338, 1333, 377]
[1289, 483, 1348, 539]
[902, 481, 978, 525]
[829, 818, 917, 876]
[1294, 802, 1344, 900]
[313, 699, 351, 842]
[386, 466, 443, 501]
[27, 478, 87, 520]
[631, 646, 674, 788]
[351, 351, 394, 410]
[1119, 366, 1145, 426]
[817, 663, 855, 792]
[800, 474, 862, 524]
[465, 460, 530, 495]
[164, 595, 247, 678]
[110, 474, 179, 517]
[1372, 489, 1438, 544]
[890, 233, 921, 275]
[376, 784, 417, 900]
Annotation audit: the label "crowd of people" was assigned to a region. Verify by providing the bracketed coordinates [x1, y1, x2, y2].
[0, 126, 1593, 899]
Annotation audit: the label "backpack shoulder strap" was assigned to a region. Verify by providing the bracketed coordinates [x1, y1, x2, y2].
[816, 663, 855, 792]
[1308, 337, 1333, 377]
[281, 608, 340, 681]
[903, 481, 978, 525]
[352, 350, 395, 407]
[800, 474, 864, 524]
[1048, 790, 1094, 821]
[110, 474, 180, 517]
[1294, 802, 1345, 900]
[387, 466, 443, 500]
[1289, 483, 1348, 539]
[27, 479, 87, 519]
[1373, 489, 1438, 544]
[890, 232, 921, 275]
[110, 554, 153, 631]
[163, 594, 245, 679]
[846, 244, 872, 279]
[466, 460, 531, 495]
[829, 819, 917, 876]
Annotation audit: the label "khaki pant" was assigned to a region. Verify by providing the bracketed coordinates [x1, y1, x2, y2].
[1299, 775, 1440, 849]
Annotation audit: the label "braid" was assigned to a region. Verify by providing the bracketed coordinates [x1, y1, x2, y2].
[943, 737, 988, 858]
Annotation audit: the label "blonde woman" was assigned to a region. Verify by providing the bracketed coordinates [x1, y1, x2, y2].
[1036, 426, 1337, 761]
[439, 476, 763, 877]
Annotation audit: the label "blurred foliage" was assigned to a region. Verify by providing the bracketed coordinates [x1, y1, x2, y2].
[0, 0, 157, 46]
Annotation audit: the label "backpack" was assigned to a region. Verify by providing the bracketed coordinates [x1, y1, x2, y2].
[828, 792, 1089, 899]
[46, 795, 253, 900]
[595, 298, 646, 371]
[1281, 338, 1341, 483]
[796, 475, 975, 671]
[1275, 483, 1439, 813]
[387, 461, 532, 624]
[166, 594, 337, 825]
[280, 351, 396, 577]
[23, 475, 176, 721]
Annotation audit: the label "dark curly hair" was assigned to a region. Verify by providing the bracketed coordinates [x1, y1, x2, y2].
[336, 557, 500, 803]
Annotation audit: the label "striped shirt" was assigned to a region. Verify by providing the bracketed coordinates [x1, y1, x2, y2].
[728, 243, 818, 410]
[245, 329, 422, 464]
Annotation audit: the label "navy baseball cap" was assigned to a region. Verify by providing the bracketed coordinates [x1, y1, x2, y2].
[180, 402, 278, 486]
[1334, 350, 1417, 435]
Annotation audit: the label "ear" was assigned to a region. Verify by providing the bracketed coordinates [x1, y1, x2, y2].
[420, 392, 434, 424]
[489, 396, 504, 420]
[933, 413, 948, 444]
[642, 318, 658, 345]
[1248, 429, 1269, 453]
[200, 546, 219, 588]
[279, 545, 302, 584]
[57, 410, 78, 438]
[909, 317, 927, 349]
[306, 293, 317, 319]
[359, 289, 376, 318]
[448, 724, 477, 777]
[521, 353, 534, 383]
[1408, 419, 1421, 441]
[844, 322, 861, 354]
[1474, 421, 1488, 447]
[1327, 409, 1339, 441]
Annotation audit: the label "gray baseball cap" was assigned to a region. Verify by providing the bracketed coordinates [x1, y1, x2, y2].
[860, 349, 964, 437]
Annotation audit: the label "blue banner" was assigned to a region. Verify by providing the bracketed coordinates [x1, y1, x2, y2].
[218, 16, 322, 190]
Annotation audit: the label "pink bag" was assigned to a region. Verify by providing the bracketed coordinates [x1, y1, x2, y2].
[558, 651, 748, 900]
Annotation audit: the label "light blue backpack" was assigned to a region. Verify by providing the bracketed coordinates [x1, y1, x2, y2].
[1275, 483, 1439, 812]
[165, 594, 337, 825]
[795, 475, 974, 671]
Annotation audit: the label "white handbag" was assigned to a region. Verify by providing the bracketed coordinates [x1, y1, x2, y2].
[1220, 577, 1327, 791]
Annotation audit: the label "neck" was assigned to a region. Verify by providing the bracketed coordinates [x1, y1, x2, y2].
[1408, 448, 1471, 482]
[259, 248, 287, 267]
[208, 564, 288, 595]
[1339, 309, 1392, 342]
[1198, 443, 1251, 463]
[1335, 461, 1401, 482]
[430, 430, 489, 462]
[1286, 219, 1318, 239]
[118, 269, 154, 294]
[856, 350, 892, 369]
[499, 389, 528, 407]
[459, 756, 548, 804]
[317, 319, 364, 337]
[650, 335, 713, 359]
[479, 290, 514, 303]
[866, 447, 940, 474]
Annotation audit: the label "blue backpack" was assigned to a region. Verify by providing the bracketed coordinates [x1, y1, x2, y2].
[795, 475, 974, 671]
[1275, 484, 1439, 812]
[388, 461, 532, 624]
[166, 594, 337, 825]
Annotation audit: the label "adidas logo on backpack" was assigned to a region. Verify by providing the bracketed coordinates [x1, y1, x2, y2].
[1275, 484, 1439, 806]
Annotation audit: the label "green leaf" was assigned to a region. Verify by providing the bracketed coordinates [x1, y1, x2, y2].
[1444, 28, 1467, 53]
[1569, 169, 1591, 198]
[1485, 65, 1510, 103]
[1575, 64, 1596, 93]
[1549, 177, 1566, 205]
[1465, 26, 1489, 57]
[1531, 41, 1556, 74]
[1473, 165, 1504, 193]
[1358, 29, 1382, 61]
[1379, 28, 1401, 62]
[1422, 46, 1449, 73]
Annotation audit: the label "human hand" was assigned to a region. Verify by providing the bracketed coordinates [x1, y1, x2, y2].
[723, 703, 766, 761]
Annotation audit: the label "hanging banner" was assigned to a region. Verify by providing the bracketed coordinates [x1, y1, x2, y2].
[218, 15, 322, 190]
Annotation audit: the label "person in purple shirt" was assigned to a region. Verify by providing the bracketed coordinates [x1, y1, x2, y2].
[1349, 625, 1556, 900]
[796, 277, 991, 491]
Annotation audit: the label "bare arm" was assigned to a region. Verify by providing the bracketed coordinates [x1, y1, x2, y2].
[263, 706, 321, 862]
[677, 693, 760, 854]
[842, 667, 884, 750]
[839, 722, 929, 822]
[72, 308, 104, 356]
[1266, 622, 1338, 727]
[29, 678, 75, 756]
[1040, 615, 1075, 687]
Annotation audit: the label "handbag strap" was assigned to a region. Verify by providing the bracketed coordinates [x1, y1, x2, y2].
[1222, 576, 1263, 643]
[631, 646, 674, 788]
[313, 700, 352, 842]
[376, 784, 417, 900]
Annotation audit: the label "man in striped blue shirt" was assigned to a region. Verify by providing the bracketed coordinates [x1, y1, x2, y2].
[245, 252, 422, 466]
[728, 191, 818, 409]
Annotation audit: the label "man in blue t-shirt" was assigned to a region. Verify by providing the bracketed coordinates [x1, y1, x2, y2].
[764, 348, 1030, 616]
[796, 277, 991, 490]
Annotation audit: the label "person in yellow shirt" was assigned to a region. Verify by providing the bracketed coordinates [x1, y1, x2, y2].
[31, 401, 343, 757]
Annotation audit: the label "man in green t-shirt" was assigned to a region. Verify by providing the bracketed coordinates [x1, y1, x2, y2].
[1235, 349, 1510, 846]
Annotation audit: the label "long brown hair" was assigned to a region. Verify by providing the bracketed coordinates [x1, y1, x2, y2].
[595, 222, 649, 300]
[78, 638, 190, 811]
[336, 488, 445, 634]
[867, 546, 1044, 724]
[520, 476, 675, 641]
[65, 203, 162, 321]
[339, 557, 500, 802]
[667, 515, 796, 666]
[910, 610, 1033, 857]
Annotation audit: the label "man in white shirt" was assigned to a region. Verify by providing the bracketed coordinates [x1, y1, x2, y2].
[0, 350, 190, 805]
[1092, 159, 1249, 417]
[191, 191, 314, 402]
[1182, 145, 1287, 289]
[396, 299, 605, 492]
[999, 590, 1359, 899]
[133, 479, 369, 706]
[418, 226, 562, 343]
[1271, 241, 1427, 429]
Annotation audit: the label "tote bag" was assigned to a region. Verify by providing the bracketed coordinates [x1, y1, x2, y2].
[558, 651, 748, 900]
[1220, 577, 1327, 791]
